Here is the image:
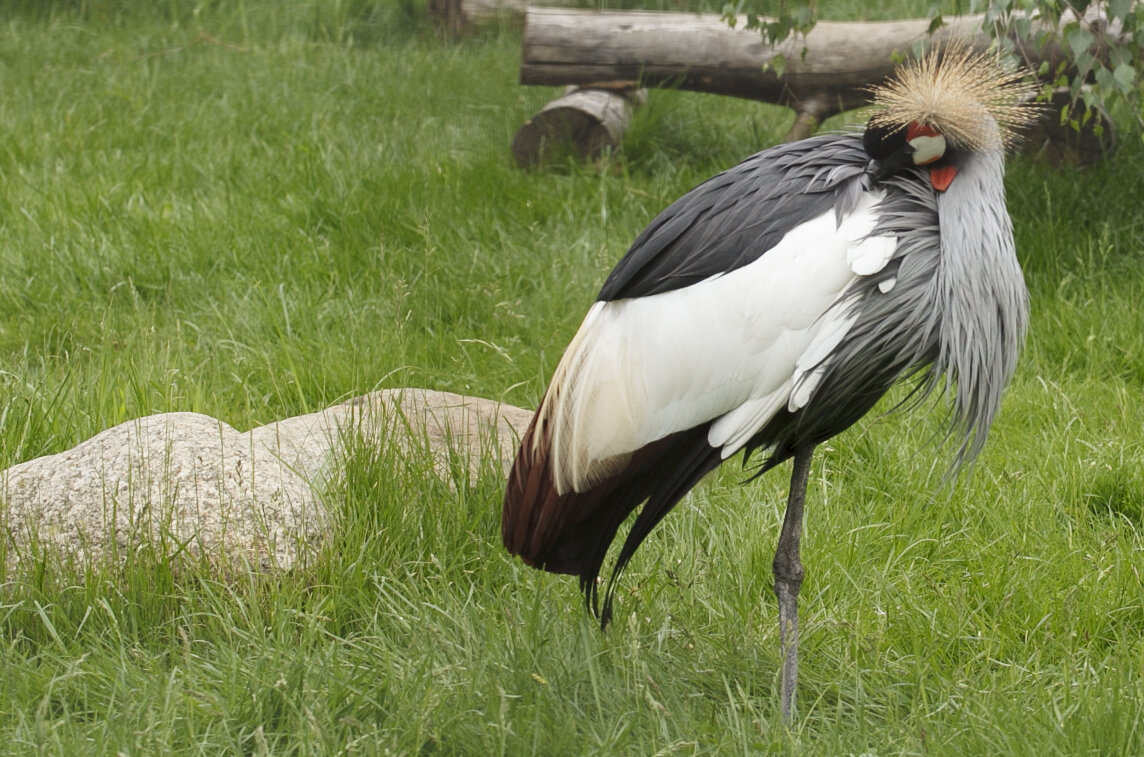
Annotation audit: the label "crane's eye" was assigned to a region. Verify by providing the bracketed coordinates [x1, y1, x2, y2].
[906, 122, 947, 165]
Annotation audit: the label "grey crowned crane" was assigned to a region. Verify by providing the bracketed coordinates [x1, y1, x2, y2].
[502, 47, 1040, 720]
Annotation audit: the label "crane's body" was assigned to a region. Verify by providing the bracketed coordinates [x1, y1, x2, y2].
[502, 48, 1038, 721]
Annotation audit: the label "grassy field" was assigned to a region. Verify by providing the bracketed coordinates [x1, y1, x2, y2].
[2, 1, 1143, 754]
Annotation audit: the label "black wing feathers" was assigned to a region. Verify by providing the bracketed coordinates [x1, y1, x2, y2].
[598, 134, 871, 302]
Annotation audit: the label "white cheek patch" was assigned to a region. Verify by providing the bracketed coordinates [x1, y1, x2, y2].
[909, 133, 947, 165]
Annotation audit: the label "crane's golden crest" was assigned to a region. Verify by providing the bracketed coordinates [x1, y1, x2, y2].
[867, 45, 1041, 151]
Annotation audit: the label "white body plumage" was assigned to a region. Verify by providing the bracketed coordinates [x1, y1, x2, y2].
[540, 192, 898, 495]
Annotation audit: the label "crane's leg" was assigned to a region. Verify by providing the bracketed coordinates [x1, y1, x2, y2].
[775, 445, 813, 723]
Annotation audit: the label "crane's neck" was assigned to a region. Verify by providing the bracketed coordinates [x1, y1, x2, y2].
[933, 147, 1029, 466]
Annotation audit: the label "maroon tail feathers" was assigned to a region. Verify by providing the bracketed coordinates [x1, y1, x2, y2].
[502, 411, 723, 626]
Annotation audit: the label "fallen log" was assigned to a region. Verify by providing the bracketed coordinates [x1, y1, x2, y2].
[514, 7, 1123, 161]
[521, 9, 988, 129]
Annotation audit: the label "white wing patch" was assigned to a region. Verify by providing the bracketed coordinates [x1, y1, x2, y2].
[787, 201, 897, 414]
[847, 234, 897, 275]
[539, 191, 898, 493]
[707, 384, 792, 459]
[787, 307, 859, 412]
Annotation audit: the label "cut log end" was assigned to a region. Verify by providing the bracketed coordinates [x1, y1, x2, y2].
[512, 88, 645, 168]
[512, 108, 612, 168]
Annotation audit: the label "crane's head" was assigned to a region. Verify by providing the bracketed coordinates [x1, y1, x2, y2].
[862, 45, 1041, 191]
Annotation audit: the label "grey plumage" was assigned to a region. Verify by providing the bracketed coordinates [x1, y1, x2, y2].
[769, 138, 1027, 473]
[503, 47, 1039, 721]
[930, 144, 1028, 464]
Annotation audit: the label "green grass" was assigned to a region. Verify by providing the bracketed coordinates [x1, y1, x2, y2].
[2, 1, 1144, 754]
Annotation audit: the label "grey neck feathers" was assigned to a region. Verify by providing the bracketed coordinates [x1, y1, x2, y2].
[933, 147, 1029, 467]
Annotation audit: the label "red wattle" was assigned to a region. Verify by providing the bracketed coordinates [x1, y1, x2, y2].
[930, 164, 958, 192]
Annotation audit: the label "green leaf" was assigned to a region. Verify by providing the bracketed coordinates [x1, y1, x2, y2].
[722, 4, 738, 29]
[1012, 15, 1032, 40]
[1113, 63, 1137, 93]
[1065, 25, 1095, 60]
[1074, 49, 1095, 77]
[928, 14, 946, 35]
[1095, 65, 1116, 93]
[1109, 0, 1134, 22]
[769, 54, 787, 79]
[984, 0, 1013, 26]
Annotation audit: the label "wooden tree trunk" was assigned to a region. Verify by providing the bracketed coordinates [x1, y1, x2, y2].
[521, 9, 988, 118]
[513, 6, 1124, 163]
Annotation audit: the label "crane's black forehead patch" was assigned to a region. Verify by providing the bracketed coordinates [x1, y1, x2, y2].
[863, 119, 908, 161]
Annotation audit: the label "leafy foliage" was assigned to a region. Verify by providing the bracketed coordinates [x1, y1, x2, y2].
[727, 0, 1143, 134]
[989, 0, 1142, 131]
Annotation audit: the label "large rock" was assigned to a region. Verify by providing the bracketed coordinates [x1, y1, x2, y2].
[1, 389, 532, 571]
